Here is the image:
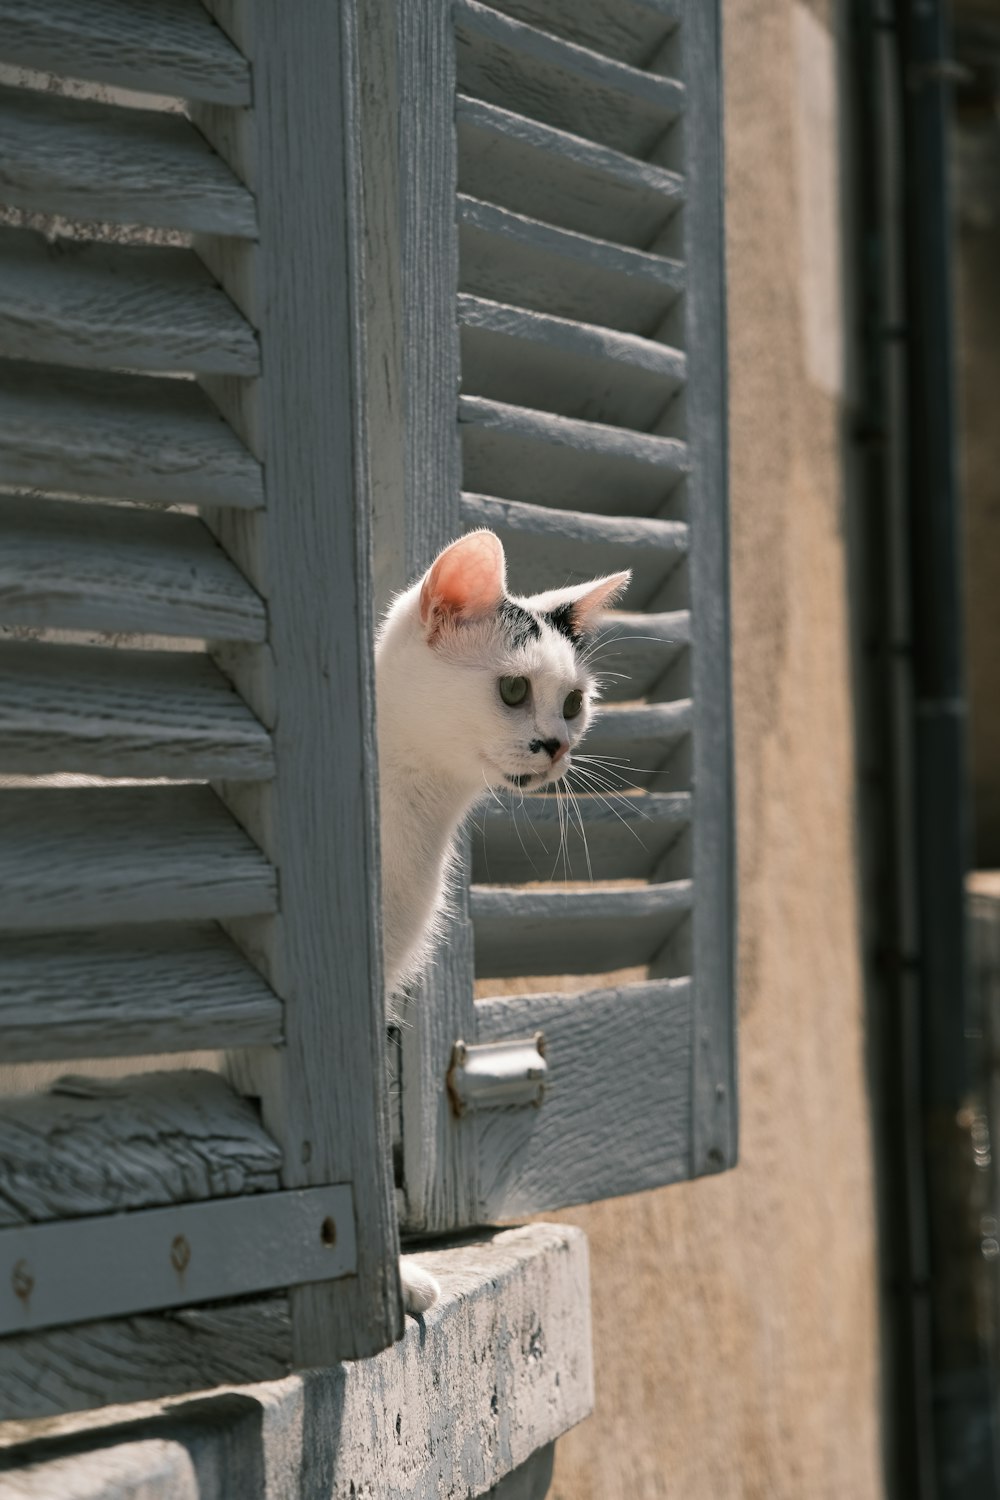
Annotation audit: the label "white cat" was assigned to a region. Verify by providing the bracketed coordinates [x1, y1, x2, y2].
[375, 529, 629, 1314]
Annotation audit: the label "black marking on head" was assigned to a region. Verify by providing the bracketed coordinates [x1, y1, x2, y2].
[497, 599, 542, 647]
[546, 602, 583, 644]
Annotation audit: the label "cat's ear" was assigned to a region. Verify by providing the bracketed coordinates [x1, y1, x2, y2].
[419, 530, 507, 637]
[532, 570, 631, 638]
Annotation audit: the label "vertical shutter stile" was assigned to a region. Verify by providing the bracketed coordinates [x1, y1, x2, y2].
[0, 0, 401, 1417]
[397, 0, 734, 1231]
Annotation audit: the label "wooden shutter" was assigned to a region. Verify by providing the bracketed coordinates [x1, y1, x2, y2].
[0, 0, 402, 1418]
[395, 0, 735, 1231]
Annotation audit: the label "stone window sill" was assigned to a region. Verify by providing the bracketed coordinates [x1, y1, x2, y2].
[0, 1223, 593, 1499]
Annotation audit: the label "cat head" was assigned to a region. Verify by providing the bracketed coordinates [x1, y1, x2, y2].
[378, 529, 629, 793]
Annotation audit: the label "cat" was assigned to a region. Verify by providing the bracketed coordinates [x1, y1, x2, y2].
[375, 529, 630, 1314]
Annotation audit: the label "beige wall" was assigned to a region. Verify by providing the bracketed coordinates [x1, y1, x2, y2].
[549, 3, 885, 1495]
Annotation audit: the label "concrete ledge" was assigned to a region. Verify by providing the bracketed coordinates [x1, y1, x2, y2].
[0, 1224, 592, 1499]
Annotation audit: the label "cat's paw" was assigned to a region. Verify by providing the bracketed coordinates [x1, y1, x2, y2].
[400, 1255, 440, 1315]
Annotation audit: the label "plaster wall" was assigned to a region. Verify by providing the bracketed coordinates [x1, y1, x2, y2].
[548, 3, 885, 1495]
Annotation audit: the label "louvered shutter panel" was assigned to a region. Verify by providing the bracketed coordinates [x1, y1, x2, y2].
[395, 0, 734, 1230]
[0, 0, 402, 1417]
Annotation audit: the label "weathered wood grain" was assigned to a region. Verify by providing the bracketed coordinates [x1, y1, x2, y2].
[0, 229, 259, 376]
[0, 1296, 292, 1420]
[0, 1070, 281, 1227]
[0, 0, 252, 105]
[473, 984, 691, 1217]
[0, 786, 277, 930]
[471, 790, 690, 883]
[0, 362, 264, 508]
[480, 0, 679, 68]
[458, 193, 684, 336]
[0, 641, 274, 781]
[0, 497, 267, 642]
[459, 395, 688, 514]
[194, 0, 403, 1361]
[455, 0, 683, 158]
[456, 94, 683, 248]
[469, 879, 692, 976]
[0, 84, 257, 237]
[460, 492, 687, 607]
[457, 293, 685, 430]
[0, 923, 282, 1062]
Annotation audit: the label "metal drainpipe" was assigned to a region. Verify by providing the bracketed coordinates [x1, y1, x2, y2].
[851, 1, 999, 1494]
[849, 4, 935, 1491]
[895, 0, 1000, 1492]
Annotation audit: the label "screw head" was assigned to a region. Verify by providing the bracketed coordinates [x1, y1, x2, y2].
[170, 1235, 192, 1274]
[11, 1259, 33, 1303]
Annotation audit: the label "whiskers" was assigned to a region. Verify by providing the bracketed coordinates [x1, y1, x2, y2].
[475, 752, 652, 884]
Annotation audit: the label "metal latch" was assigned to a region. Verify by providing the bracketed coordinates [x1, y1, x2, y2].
[447, 1034, 548, 1116]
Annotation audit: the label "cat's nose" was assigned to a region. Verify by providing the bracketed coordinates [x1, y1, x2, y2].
[531, 737, 568, 763]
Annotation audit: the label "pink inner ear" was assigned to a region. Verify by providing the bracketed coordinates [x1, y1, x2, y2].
[419, 531, 506, 628]
[571, 570, 631, 629]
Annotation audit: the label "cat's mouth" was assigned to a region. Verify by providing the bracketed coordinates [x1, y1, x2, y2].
[502, 763, 568, 789]
[484, 755, 567, 789]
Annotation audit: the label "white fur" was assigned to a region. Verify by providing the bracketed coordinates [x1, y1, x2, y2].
[399, 1255, 441, 1315]
[375, 532, 629, 1311]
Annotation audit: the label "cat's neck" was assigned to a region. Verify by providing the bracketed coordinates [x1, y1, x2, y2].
[377, 699, 480, 866]
[376, 604, 483, 994]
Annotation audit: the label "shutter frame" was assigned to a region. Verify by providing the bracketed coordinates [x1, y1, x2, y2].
[680, 0, 737, 1175]
[394, 0, 736, 1234]
[0, 0, 403, 1412]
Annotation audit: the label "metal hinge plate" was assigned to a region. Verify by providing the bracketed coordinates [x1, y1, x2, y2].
[0, 1184, 355, 1335]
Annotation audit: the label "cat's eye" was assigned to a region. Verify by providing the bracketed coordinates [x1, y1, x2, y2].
[563, 689, 583, 720]
[499, 675, 529, 707]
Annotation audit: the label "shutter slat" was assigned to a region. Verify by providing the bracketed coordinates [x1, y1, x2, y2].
[0, 361, 264, 508]
[458, 293, 684, 429]
[455, 0, 683, 157]
[0, 1071, 281, 1226]
[0, 84, 257, 237]
[592, 608, 689, 699]
[473, 978, 690, 1220]
[459, 395, 687, 514]
[459, 193, 683, 335]
[586, 699, 692, 773]
[0, 924, 281, 1062]
[0, 229, 259, 376]
[0, 497, 267, 642]
[0, 642, 274, 781]
[460, 493, 686, 607]
[472, 790, 690, 882]
[479, 0, 679, 68]
[0, 0, 252, 106]
[456, 94, 682, 247]
[470, 879, 691, 975]
[0, 786, 276, 930]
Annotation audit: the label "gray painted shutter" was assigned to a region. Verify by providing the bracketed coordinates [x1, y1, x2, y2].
[396, 0, 735, 1231]
[0, 0, 402, 1417]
